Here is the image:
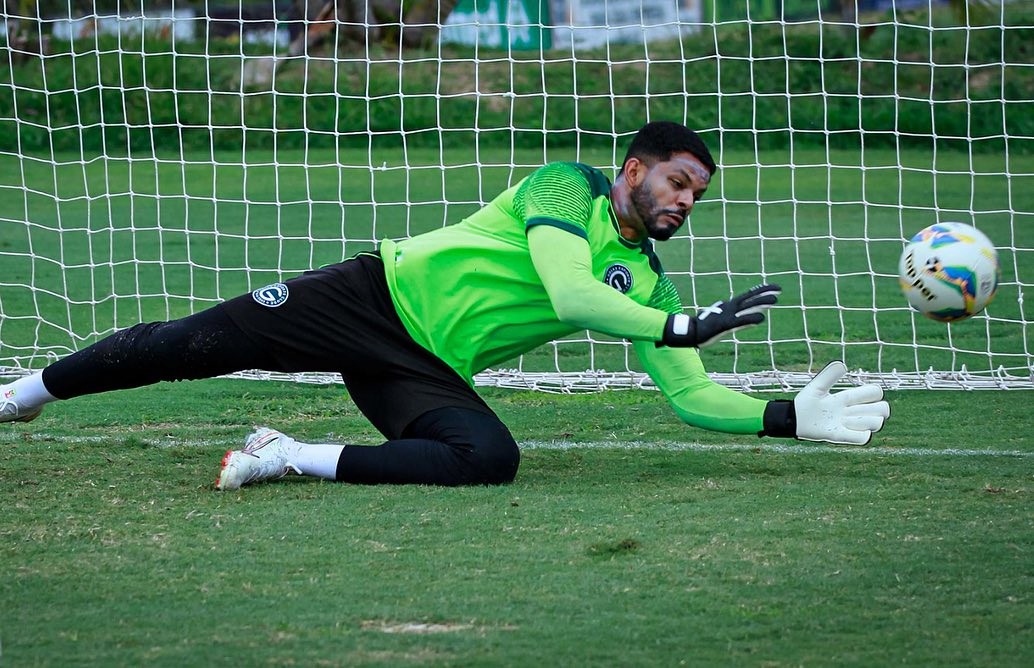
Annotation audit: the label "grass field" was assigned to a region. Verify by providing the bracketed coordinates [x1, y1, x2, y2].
[2, 146, 1033, 378]
[0, 380, 1031, 665]
[3, 4, 1033, 661]
[2, 139, 1033, 664]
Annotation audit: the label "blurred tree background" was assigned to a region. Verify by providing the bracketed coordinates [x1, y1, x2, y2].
[4, 0, 459, 52]
[2, 0, 1028, 153]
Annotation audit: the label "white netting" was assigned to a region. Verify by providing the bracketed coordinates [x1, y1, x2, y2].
[1, 0, 1031, 391]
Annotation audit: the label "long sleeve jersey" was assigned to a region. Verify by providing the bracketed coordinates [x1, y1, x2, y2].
[380, 162, 768, 435]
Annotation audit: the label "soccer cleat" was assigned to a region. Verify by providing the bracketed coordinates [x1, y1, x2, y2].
[216, 427, 300, 491]
[0, 388, 42, 424]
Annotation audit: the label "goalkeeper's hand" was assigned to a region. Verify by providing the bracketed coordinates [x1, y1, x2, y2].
[659, 284, 781, 348]
[795, 361, 890, 444]
[763, 361, 891, 445]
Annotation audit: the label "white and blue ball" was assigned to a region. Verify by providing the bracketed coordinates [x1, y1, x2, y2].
[898, 222, 1000, 322]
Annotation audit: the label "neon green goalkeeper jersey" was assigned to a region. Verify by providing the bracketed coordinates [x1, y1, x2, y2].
[380, 162, 681, 383]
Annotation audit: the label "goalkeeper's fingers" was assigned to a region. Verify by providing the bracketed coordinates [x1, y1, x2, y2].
[734, 312, 765, 327]
[803, 360, 848, 397]
[843, 401, 891, 420]
[795, 362, 891, 444]
[831, 428, 876, 446]
[841, 413, 889, 433]
[834, 383, 885, 407]
[830, 400, 891, 441]
[733, 283, 781, 317]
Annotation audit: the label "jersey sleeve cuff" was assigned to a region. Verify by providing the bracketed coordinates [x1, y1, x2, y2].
[760, 400, 796, 439]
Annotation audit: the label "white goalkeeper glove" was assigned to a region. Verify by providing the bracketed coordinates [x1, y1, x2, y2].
[795, 361, 890, 445]
[659, 284, 781, 348]
[761, 361, 890, 445]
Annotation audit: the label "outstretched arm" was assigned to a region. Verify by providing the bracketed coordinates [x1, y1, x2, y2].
[520, 162, 778, 347]
[635, 344, 891, 444]
[633, 341, 769, 434]
[528, 224, 668, 340]
[528, 225, 780, 347]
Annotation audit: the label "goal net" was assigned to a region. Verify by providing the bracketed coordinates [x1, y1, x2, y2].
[1, 0, 1031, 391]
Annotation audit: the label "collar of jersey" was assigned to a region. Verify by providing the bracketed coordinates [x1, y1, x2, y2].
[606, 200, 652, 250]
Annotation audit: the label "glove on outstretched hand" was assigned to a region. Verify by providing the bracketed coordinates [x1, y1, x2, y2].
[794, 361, 891, 445]
[660, 284, 781, 348]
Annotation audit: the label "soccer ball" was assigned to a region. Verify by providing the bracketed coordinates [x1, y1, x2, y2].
[898, 222, 1000, 322]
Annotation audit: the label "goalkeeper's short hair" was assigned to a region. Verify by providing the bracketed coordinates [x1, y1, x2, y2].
[622, 121, 717, 175]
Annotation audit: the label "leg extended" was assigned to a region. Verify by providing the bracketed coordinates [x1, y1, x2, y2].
[1, 305, 267, 422]
[217, 406, 521, 490]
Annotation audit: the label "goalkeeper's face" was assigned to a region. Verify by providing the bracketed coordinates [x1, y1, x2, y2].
[629, 152, 711, 241]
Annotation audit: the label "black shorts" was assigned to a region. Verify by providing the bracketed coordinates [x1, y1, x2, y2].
[218, 253, 495, 440]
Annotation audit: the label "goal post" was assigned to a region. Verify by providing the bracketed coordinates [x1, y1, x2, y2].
[1, 0, 1031, 390]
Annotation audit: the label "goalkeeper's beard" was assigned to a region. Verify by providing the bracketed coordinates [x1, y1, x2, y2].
[630, 182, 683, 241]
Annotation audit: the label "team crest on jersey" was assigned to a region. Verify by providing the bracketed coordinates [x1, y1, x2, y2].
[604, 264, 633, 293]
[252, 283, 289, 308]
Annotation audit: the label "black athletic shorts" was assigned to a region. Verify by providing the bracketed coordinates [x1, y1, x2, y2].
[218, 252, 495, 440]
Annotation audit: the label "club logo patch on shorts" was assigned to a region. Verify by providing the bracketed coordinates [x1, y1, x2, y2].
[252, 283, 289, 308]
[604, 264, 633, 293]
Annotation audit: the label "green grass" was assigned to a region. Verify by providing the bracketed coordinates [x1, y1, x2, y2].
[1, 380, 1031, 665]
[2, 7, 1032, 664]
[2, 145, 1032, 379]
[2, 4, 1032, 379]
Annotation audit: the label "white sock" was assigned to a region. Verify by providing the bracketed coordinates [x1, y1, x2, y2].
[288, 441, 345, 481]
[1, 372, 57, 410]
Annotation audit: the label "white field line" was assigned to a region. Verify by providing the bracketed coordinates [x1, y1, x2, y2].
[1, 432, 1030, 458]
[523, 440, 1034, 458]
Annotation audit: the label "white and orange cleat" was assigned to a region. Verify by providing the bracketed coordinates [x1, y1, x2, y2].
[0, 388, 42, 424]
[216, 427, 300, 491]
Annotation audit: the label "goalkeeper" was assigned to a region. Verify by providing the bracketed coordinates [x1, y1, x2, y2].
[0, 122, 889, 489]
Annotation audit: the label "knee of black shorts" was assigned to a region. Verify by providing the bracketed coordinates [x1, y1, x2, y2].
[405, 407, 521, 485]
[468, 429, 520, 485]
